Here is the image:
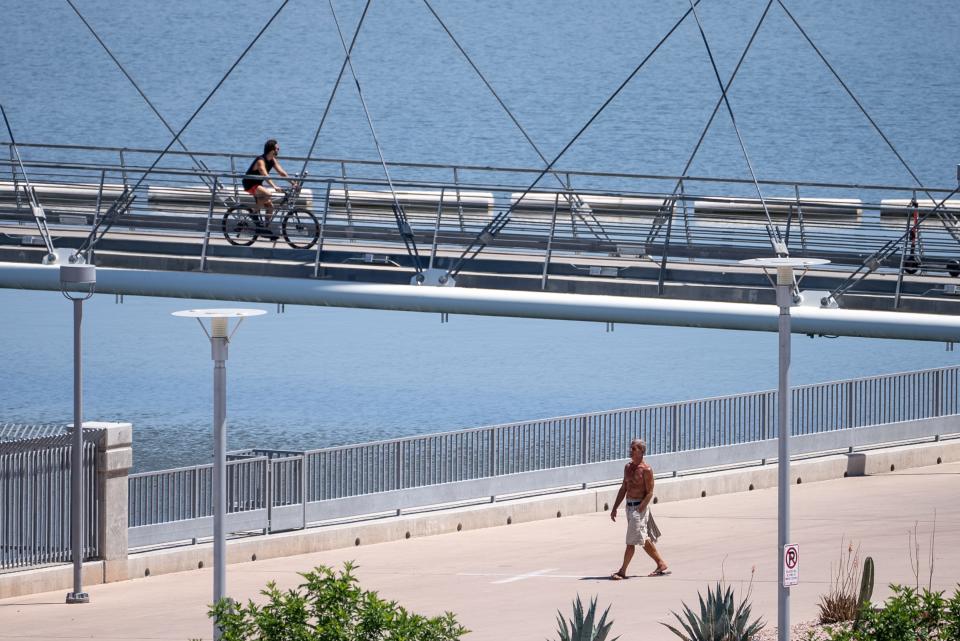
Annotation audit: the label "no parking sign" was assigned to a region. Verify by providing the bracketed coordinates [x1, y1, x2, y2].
[783, 543, 799, 587]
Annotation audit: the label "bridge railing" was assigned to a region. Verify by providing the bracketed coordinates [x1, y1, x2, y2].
[0, 424, 100, 572]
[127, 364, 960, 548]
[2, 141, 959, 278]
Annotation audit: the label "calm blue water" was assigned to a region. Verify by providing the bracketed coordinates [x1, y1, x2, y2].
[2, 1, 958, 471]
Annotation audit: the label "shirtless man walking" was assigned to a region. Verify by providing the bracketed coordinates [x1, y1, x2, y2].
[609, 438, 669, 579]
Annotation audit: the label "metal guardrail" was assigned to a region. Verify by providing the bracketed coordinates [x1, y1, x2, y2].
[2, 142, 959, 286]
[127, 365, 960, 548]
[0, 424, 99, 571]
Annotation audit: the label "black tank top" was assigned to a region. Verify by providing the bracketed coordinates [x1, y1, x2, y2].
[242, 155, 275, 190]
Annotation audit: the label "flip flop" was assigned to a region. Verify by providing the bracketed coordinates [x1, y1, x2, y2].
[649, 567, 671, 577]
[610, 571, 628, 580]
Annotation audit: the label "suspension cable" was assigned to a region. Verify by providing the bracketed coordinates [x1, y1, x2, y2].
[443, 0, 705, 281]
[327, 0, 424, 276]
[66, 0, 221, 198]
[687, 0, 783, 253]
[1, 105, 57, 257]
[777, 0, 960, 244]
[826, 185, 960, 304]
[299, 0, 373, 177]
[647, 0, 774, 245]
[420, 0, 610, 243]
[75, 0, 291, 258]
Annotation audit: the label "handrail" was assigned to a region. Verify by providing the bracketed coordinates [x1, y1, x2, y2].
[125, 363, 960, 537]
[2, 140, 958, 195]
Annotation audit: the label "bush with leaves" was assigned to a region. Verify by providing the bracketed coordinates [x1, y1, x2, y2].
[207, 562, 467, 641]
[820, 584, 960, 641]
[552, 595, 619, 641]
[662, 582, 764, 641]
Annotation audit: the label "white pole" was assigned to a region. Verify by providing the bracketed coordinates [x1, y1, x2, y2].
[66, 297, 89, 604]
[210, 318, 228, 641]
[61, 262, 94, 605]
[776, 265, 792, 641]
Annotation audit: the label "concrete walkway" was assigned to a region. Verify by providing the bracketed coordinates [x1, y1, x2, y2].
[1, 461, 957, 641]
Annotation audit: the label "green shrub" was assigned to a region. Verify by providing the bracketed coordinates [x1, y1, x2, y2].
[208, 562, 468, 641]
[662, 582, 764, 641]
[552, 595, 619, 641]
[821, 584, 960, 641]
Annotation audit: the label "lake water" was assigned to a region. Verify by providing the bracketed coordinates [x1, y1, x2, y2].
[2, 1, 958, 471]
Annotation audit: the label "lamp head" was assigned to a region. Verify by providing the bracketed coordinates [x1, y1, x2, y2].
[172, 308, 266, 340]
[59, 263, 96, 301]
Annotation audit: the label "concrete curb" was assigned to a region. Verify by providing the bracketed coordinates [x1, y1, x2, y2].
[2, 437, 957, 599]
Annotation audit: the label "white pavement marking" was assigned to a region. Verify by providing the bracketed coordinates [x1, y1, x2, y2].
[459, 570, 584, 582]
[459, 568, 560, 584]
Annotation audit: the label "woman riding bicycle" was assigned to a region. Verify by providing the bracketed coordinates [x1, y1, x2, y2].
[242, 139, 291, 241]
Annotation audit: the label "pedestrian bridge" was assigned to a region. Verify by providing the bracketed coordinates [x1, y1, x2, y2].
[3, 142, 960, 326]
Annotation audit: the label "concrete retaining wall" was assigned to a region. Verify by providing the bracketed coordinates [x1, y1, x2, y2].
[2, 437, 957, 599]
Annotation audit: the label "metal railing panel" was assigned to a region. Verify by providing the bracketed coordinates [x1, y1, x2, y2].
[0, 426, 98, 571]
[121, 364, 960, 549]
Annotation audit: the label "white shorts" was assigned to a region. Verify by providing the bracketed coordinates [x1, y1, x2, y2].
[625, 504, 660, 546]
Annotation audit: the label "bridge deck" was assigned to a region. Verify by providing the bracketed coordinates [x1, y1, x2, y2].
[3, 142, 960, 314]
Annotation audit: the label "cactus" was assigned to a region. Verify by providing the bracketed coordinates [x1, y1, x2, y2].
[853, 556, 875, 630]
[554, 596, 619, 641]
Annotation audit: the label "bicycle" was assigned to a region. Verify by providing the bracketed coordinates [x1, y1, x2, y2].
[222, 179, 320, 249]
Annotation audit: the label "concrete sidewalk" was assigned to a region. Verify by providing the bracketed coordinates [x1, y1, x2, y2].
[1, 461, 958, 641]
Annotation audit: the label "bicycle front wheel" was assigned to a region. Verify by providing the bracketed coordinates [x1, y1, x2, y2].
[282, 208, 320, 249]
[223, 206, 259, 246]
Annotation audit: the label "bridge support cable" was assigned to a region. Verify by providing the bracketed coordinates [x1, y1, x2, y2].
[327, 0, 425, 279]
[0, 106, 57, 262]
[65, 0, 231, 207]
[646, 0, 775, 254]
[420, 0, 610, 245]
[777, 0, 960, 246]
[73, 0, 291, 260]
[686, 0, 786, 256]
[298, 0, 373, 179]
[442, 0, 704, 283]
[823, 186, 960, 307]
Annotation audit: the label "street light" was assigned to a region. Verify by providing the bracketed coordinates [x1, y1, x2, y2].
[740, 256, 829, 641]
[172, 307, 265, 640]
[60, 260, 96, 605]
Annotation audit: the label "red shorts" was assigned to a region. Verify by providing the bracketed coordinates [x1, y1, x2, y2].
[244, 185, 259, 196]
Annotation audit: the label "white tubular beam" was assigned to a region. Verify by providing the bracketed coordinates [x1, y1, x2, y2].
[3, 262, 959, 342]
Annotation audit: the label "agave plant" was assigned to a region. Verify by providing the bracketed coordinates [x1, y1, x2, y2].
[552, 595, 619, 641]
[662, 583, 765, 641]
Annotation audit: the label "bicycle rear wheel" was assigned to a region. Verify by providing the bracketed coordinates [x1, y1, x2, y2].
[223, 206, 259, 246]
[282, 208, 320, 249]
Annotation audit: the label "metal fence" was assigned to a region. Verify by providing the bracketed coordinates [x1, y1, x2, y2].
[127, 364, 960, 548]
[0, 424, 99, 571]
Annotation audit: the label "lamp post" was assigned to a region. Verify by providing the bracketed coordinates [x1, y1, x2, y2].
[172, 308, 265, 640]
[740, 257, 828, 641]
[60, 260, 96, 605]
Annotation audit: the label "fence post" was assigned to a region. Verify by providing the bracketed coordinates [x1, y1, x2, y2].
[580, 416, 589, 465]
[264, 460, 272, 535]
[193, 466, 201, 521]
[91, 422, 133, 583]
[846, 381, 855, 428]
[933, 369, 942, 417]
[301, 455, 308, 530]
[671, 405, 680, 452]
[488, 428, 497, 477]
[395, 441, 403, 490]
